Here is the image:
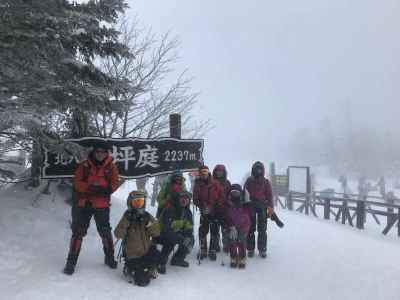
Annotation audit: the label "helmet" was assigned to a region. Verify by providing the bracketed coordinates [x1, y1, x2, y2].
[126, 190, 146, 213]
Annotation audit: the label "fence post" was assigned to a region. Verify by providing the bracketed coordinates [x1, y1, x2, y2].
[324, 198, 331, 220]
[342, 199, 347, 224]
[287, 191, 293, 211]
[398, 208, 400, 237]
[356, 200, 365, 229]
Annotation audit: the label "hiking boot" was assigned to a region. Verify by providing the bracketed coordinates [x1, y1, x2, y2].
[148, 267, 158, 279]
[259, 251, 267, 259]
[170, 257, 189, 268]
[104, 255, 118, 269]
[238, 257, 246, 269]
[200, 248, 208, 260]
[247, 250, 254, 258]
[230, 257, 237, 268]
[158, 264, 166, 274]
[208, 250, 217, 261]
[63, 260, 76, 275]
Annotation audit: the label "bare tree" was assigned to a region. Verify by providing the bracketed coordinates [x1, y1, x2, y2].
[92, 17, 211, 140]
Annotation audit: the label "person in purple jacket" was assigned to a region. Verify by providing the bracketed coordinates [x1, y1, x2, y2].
[225, 184, 251, 269]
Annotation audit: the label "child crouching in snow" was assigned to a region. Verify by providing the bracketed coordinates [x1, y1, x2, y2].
[114, 191, 161, 287]
[225, 184, 251, 269]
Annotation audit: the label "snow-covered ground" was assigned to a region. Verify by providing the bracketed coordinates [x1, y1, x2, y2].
[1, 180, 399, 300]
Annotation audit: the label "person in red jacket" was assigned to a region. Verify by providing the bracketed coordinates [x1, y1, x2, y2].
[63, 140, 120, 275]
[193, 165, 224, 261]
[212, 164, 231, 253]
[244, 161, 273, 258]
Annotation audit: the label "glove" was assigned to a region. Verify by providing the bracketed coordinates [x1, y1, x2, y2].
[229, 226, 238, 241]
[88, 184, 111, 196]
[267, 207, 274, 218]
[171, 220, 185, 232]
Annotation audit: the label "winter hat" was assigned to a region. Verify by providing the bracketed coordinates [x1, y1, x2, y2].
[251, 161, 265, 177]
[178, 191, 192, 207]
[198, 165, 209, 176]
[92, 139, 111, 151]
[229, 184, 243, 201]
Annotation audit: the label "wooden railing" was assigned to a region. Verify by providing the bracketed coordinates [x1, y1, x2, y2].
[279, 191, 400, 237]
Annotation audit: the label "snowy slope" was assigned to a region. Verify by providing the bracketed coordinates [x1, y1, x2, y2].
[1, 181, 399, 300]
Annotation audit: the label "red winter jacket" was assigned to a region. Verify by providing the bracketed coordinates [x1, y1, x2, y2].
[244, 176, 273, 208]
[193, 176, 224, 215]
[74, 155, 119, 208]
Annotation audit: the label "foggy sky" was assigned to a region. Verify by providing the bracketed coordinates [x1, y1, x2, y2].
[127, 0, 400, 180]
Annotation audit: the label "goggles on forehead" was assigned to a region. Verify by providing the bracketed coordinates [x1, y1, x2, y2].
[230, 190, 241, 198]
[129, 197, 145, 209]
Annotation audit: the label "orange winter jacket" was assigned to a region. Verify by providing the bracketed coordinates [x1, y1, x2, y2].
[74, 155, 119, 208]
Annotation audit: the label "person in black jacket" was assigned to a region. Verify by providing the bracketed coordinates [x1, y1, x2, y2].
[156, 191, 194, 274]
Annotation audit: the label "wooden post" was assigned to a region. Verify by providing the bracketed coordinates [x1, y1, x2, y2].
[324, 198, 331, 220]
[342, 199, 348, 224]
[287, 191, 293, 211]
[169, 114, 181, 139]
[356, 200, 365, 229]
[305, 167, 311, 215]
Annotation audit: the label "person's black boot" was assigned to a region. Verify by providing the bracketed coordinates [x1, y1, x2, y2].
[170, 257, 189, 267]
[208, 250, 217, 261]
[63, 237, 81, 275]
[63, 257, 77, 275]
[247, 250, 254, 258]
[104, 255, 118, 269]
[259, 250, 267, 259]
[158, 264, 166, 274]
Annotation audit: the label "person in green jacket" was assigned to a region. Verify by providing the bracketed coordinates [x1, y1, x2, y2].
[156, 170, 187, 217]
[156, 191, 194, 274]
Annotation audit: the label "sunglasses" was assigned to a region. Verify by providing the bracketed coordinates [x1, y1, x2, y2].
[129, 197, 145, 209]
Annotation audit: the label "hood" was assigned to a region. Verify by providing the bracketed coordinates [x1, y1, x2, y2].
[212, 164, 227, 180]
[251, 161, 265, 177]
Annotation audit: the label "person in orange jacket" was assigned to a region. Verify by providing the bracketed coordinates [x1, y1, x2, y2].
[63, 140, 120, 275]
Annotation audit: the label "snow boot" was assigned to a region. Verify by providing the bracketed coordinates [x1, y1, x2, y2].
[238, 257, 246, 269]
[104, 255, 118, 269]
[102, 234, 118, 269]
[63, 237, 81, 275]
[158, 264, 166, 274]
[63, 257, 77, 275]
[259, 250, 267, 259]
[208, 250, 217, 261]
[230, 256, 238, 268]
[247, 250, 254, 258]
[170, 257, 189, 268]
[123, 265, 134, 283]
[199, 237, 208, 259]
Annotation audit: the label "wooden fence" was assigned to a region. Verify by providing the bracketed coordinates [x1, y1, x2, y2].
[278, 191, 400, 237]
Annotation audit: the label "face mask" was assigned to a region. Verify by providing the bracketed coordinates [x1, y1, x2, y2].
[255, 168, 263, 176]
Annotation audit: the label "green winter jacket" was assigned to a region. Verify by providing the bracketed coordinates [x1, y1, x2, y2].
[156, 176, 187, 212]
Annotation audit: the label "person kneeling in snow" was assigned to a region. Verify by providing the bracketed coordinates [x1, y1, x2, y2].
[225, 184, 251, 269]
[156, 191, 194, 274]
[114, 191, 161, 287]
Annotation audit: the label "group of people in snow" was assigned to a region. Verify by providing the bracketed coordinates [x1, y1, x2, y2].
[63, 141, 283, 286]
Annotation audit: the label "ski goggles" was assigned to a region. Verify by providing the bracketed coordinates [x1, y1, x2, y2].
[129, 197, 145, 209]
[199, 169, 209, 177]
[229, 190, 241, 198]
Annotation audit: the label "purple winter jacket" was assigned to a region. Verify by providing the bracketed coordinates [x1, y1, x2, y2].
[225, 205, 251, 235]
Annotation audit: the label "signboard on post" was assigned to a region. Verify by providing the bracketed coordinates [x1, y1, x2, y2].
[42, 137, 204, 179]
